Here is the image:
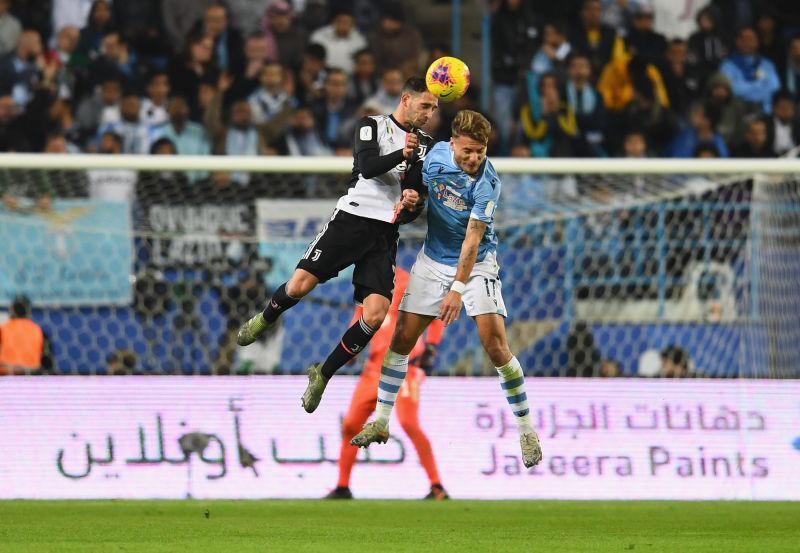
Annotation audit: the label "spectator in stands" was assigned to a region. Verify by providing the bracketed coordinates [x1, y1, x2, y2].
[659, 345, 690, 378]
[273, 104, 332, 156]
[47, 98, 82, 150]
[226, 0, 272, 36]
[310, 5, 365, 76]
[88, 130, 137, 201]
[0, 295, 53, 375]
[661, 39, 698, 120]
[261, 0, 307, 72]
[294, 42, 327, 105]
[571, 0, 618, 80]
[530, 21, 572, 82]
[194, 3, 244, 76]
[687, 5, 727, 90]
[693, 142, 719, 158]
[755, 11, 783, 69]
[76, 0, 114, 61]
[347, 48, 377, 107]
[720, 27, 780, 114]
[363, 67, 403, 116]
[565, 53, 606, 157]
[0, 29, 43, 108]
[158, 94, 210, 154]
[76, 76, 120, 140]
[204, 75, 266, 180]
[598, 49, 675, 153]
[491, 0, 539, 156]
[0, 0, 21, 56]
[11, 0, 52, 46]
[665, 102, 728, 158]
[312, 68, 356, 149]
[626, 2, 667, 66]
[731, 116, 772, 158]
[160, 0, 216, 55]
[88, 31, 146, 91]
[43, 25, 79, 100]
[0, 93, 26, 152]
[649, 0, 711, 40]
[111, 0, 169, 68]
[166, 29, 218, 119]
[139, 71, 170, 127]
[228, 33, 270, 102]
[97, 90, 156, 154]
[781, 36, 800, 100]
[702, 72, 746, 148]
[767, 90, 800, 156]
[248, 61, 295, 145]
[368, 2, 423, 75]
[517, 72, 581, 157]
[622, 129, 649, 157]
[51, 0, 94, 46]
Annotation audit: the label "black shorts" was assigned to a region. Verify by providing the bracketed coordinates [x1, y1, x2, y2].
[296, 209, 399, 303]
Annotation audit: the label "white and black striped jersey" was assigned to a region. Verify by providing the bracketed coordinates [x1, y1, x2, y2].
[335, 114, 434, 224]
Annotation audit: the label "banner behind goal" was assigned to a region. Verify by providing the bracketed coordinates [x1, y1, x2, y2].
[1, 155, 798, 378]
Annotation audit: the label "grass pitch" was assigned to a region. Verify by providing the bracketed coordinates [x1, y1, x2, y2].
[0, 500, 797, 552]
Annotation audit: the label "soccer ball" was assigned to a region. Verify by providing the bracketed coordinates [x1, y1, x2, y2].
[425, 56, 470, 102]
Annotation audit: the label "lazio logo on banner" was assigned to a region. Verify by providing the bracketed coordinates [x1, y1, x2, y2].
[0, 200, 132, 306]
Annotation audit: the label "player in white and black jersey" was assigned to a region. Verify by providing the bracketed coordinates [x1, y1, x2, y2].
[237, 77, 438, 413]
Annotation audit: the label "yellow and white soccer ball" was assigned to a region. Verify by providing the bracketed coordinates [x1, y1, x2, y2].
[425, 56, 470, 102]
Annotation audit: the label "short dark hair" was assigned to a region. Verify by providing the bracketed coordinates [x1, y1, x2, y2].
[305, 42, 326, 62]
[150, 137, 176, 154]
[773, 89, 795, 105]
[402, 76, 427, 94]
[11, 295, 31, 318]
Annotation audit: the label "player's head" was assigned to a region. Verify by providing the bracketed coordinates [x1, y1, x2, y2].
[450, 109, 490, 175]
[397, 76, 438, 129]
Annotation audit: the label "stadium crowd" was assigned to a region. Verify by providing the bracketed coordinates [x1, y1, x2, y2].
[0, 0, 795, 377]
[0, 0, 798, 168]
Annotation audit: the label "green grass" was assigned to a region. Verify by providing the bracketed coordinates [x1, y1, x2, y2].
[0, 500, 798, 552]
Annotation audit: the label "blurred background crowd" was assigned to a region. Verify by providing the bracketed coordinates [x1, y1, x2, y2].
[0, 0, 799, 167]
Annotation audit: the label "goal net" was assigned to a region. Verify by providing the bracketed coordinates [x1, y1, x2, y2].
[1, 155, 798, 378]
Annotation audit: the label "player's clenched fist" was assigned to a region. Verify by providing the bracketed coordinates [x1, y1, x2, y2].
[403, 133, 419, 159]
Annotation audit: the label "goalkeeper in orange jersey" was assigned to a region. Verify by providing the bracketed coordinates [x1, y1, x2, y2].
[325, 267, 448, 500]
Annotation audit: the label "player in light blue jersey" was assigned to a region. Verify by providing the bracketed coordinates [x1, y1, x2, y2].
[351, 110, 542, 468]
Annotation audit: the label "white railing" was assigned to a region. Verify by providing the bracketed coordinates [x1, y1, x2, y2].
[1, 153, 800, 174]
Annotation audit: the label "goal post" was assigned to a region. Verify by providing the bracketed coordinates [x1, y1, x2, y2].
[0, 154, 798, 378]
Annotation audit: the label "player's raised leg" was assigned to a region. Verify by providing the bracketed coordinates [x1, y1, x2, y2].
[301, 293, 389, 413]
[236, 268, 316, 346]
[474, 313, 542, 468]
[350, 310, 434, 447]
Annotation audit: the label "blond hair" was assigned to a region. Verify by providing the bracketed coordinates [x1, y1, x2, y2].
[451, 110, 491, 144]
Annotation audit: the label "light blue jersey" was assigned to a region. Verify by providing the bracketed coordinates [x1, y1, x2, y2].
[422, 141, 500, 266]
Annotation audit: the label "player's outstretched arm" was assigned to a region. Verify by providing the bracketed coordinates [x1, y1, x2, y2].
[439, 218, 487, 326]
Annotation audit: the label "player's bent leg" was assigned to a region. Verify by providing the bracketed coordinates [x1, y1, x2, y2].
[350, 311, 433, 448]
[237, 269, 318, 347]
[474, 314, 543, 468]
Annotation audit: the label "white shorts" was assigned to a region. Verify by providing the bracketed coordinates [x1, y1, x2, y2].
[399, 249, 508, 318]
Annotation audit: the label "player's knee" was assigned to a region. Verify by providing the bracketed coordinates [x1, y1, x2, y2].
[286, 271, 316, 298]
[361, 308, 386, 330]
